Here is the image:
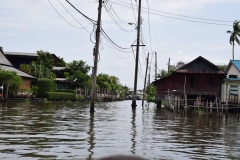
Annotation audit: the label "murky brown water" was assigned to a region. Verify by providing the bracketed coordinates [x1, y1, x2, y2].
[0, 100, 240, 160]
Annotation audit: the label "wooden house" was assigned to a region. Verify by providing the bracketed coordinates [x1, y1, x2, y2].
[0, 47, 35, 91]
[4, 51, 71, 90]
[221, 60, 240, 104]
[154, 56, 225, 105]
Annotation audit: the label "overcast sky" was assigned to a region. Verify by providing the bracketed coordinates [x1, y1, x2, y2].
[0, 0, 240, 89]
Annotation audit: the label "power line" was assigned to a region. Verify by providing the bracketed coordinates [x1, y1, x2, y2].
[101, 28, 132, 49]
[104, 2, 134, 33]
[48, 0, 85, 29]
[146, 0, 152, 53]
[130, 0, 137, 23]
[58, 0, 91, 28]
[112, 0, 233, 23]
[110, 0, 232, 26]
[65, 0, 97, 24]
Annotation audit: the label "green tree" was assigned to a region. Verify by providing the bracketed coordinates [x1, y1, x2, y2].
[218, 65, 227, 72]
[0, 69, 22, 98]
[67, 60, 91, 88]
[19, 64, 31, 74]
[227, 20, 240, 60]
[55, 57, 66, 67]
[36, 50, 55, 69]
[157, 69, 174, 79]
[145, 84, 156, 102]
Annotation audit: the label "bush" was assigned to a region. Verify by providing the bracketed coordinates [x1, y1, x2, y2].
[56, 89, 76, 94]
[37, 78, 53, 98]
[45, 92, 76, 101]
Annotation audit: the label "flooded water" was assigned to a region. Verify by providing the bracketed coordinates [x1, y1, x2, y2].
[0, 100, 240, 160]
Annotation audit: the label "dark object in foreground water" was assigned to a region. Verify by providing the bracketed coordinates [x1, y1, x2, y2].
[99, 155, 146, 160]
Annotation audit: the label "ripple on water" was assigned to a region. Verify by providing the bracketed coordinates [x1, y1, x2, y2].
[1, 101, 240, 159]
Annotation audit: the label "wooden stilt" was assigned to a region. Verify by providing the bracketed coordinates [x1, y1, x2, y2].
[210, 101, 212, 118]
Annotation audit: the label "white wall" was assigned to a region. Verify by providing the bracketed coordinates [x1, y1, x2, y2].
[227, 64, 240, 78]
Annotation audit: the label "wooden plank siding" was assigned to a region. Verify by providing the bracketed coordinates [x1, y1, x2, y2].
[20, 78, 31, 90]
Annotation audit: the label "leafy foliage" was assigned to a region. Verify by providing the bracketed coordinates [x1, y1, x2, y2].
[36, 50, 55, 69]
[217, 65, 227, 72]
[145, 84, 156, 102]
[19, 64, 31, 74]
[66, 60, 91, 88]
[157, 69, 174, 79]
[0, 69, 22, 97]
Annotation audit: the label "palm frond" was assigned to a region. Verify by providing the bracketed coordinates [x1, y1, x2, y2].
[230, 34, 234, 45]
[227, 30, 232, 34]
[235, 35, 240, 45]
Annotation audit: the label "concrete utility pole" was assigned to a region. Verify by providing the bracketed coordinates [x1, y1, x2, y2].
[142, 53, 149, 106]
[155, 52, 157, 81]
[131, 0, 142, 109]
[90, 0, 103, 113]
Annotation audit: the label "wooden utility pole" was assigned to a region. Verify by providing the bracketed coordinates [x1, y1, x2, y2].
[155, 52, 157, 81]
[168, 58, 170, 73]
[90, 0, 103, 113]
[148, 66, 151, 101]
[142, 53, 149, 106]
[131, 0, 142, 109]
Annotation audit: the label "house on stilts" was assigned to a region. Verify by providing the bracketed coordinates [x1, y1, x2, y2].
[154, 56, 226, 108]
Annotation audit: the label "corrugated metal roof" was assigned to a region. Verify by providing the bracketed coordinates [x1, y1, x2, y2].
[4, 52, 37, 57]
[225, 78, 240, 81]
[231, 60, 240, 71]
[55, 78, 72, 83]
[0, 50, 13, 66]
[53, 67, 69, 71]
[0, 65, 35, 79]
[176, 70, 225, 74]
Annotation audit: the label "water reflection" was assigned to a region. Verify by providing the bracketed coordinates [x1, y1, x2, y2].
[87, 113, 95, 160]
[0, 101, 240, 159]
[131, 109, 136, 154]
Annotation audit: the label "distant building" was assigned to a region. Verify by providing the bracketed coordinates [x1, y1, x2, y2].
[128, 88, 144, 99]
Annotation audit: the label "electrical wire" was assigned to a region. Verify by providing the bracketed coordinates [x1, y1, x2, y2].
[48, 0, 85, 29]
[130, 0, 137, 23]
[104, 2, 135, 33]
[112, 0, 233, 23]
[65, 0, 97, 24]
[110, 0, 232, 26]
[146, 0, 152, 53]
[101, 28, 132, 49]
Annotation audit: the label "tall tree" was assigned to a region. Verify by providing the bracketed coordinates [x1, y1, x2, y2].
[227, 20, 240, 60]
[36, 50, 55, 69]
[66, 60, 91, 88]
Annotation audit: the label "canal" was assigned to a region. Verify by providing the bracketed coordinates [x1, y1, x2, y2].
[0, 100, 240, 159]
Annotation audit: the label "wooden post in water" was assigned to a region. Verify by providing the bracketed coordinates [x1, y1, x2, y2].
[237, 102, 240, 122]
[210, 101, 212, 117]
[206, 100, 208, 114]
[178, 96, 180, 113]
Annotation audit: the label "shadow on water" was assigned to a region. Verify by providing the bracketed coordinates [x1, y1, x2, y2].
[131, 108, 136, 155]
[87, 112, 95, 160]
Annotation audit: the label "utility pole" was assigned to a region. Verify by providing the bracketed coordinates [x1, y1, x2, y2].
[131, 0, 142, 109]
[148, 66, 151, 102]
[155, 52, 157, 81]
[90, 0, 103, 113]
[168, 58, 170, 73]
[142, 53, 149, 106]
